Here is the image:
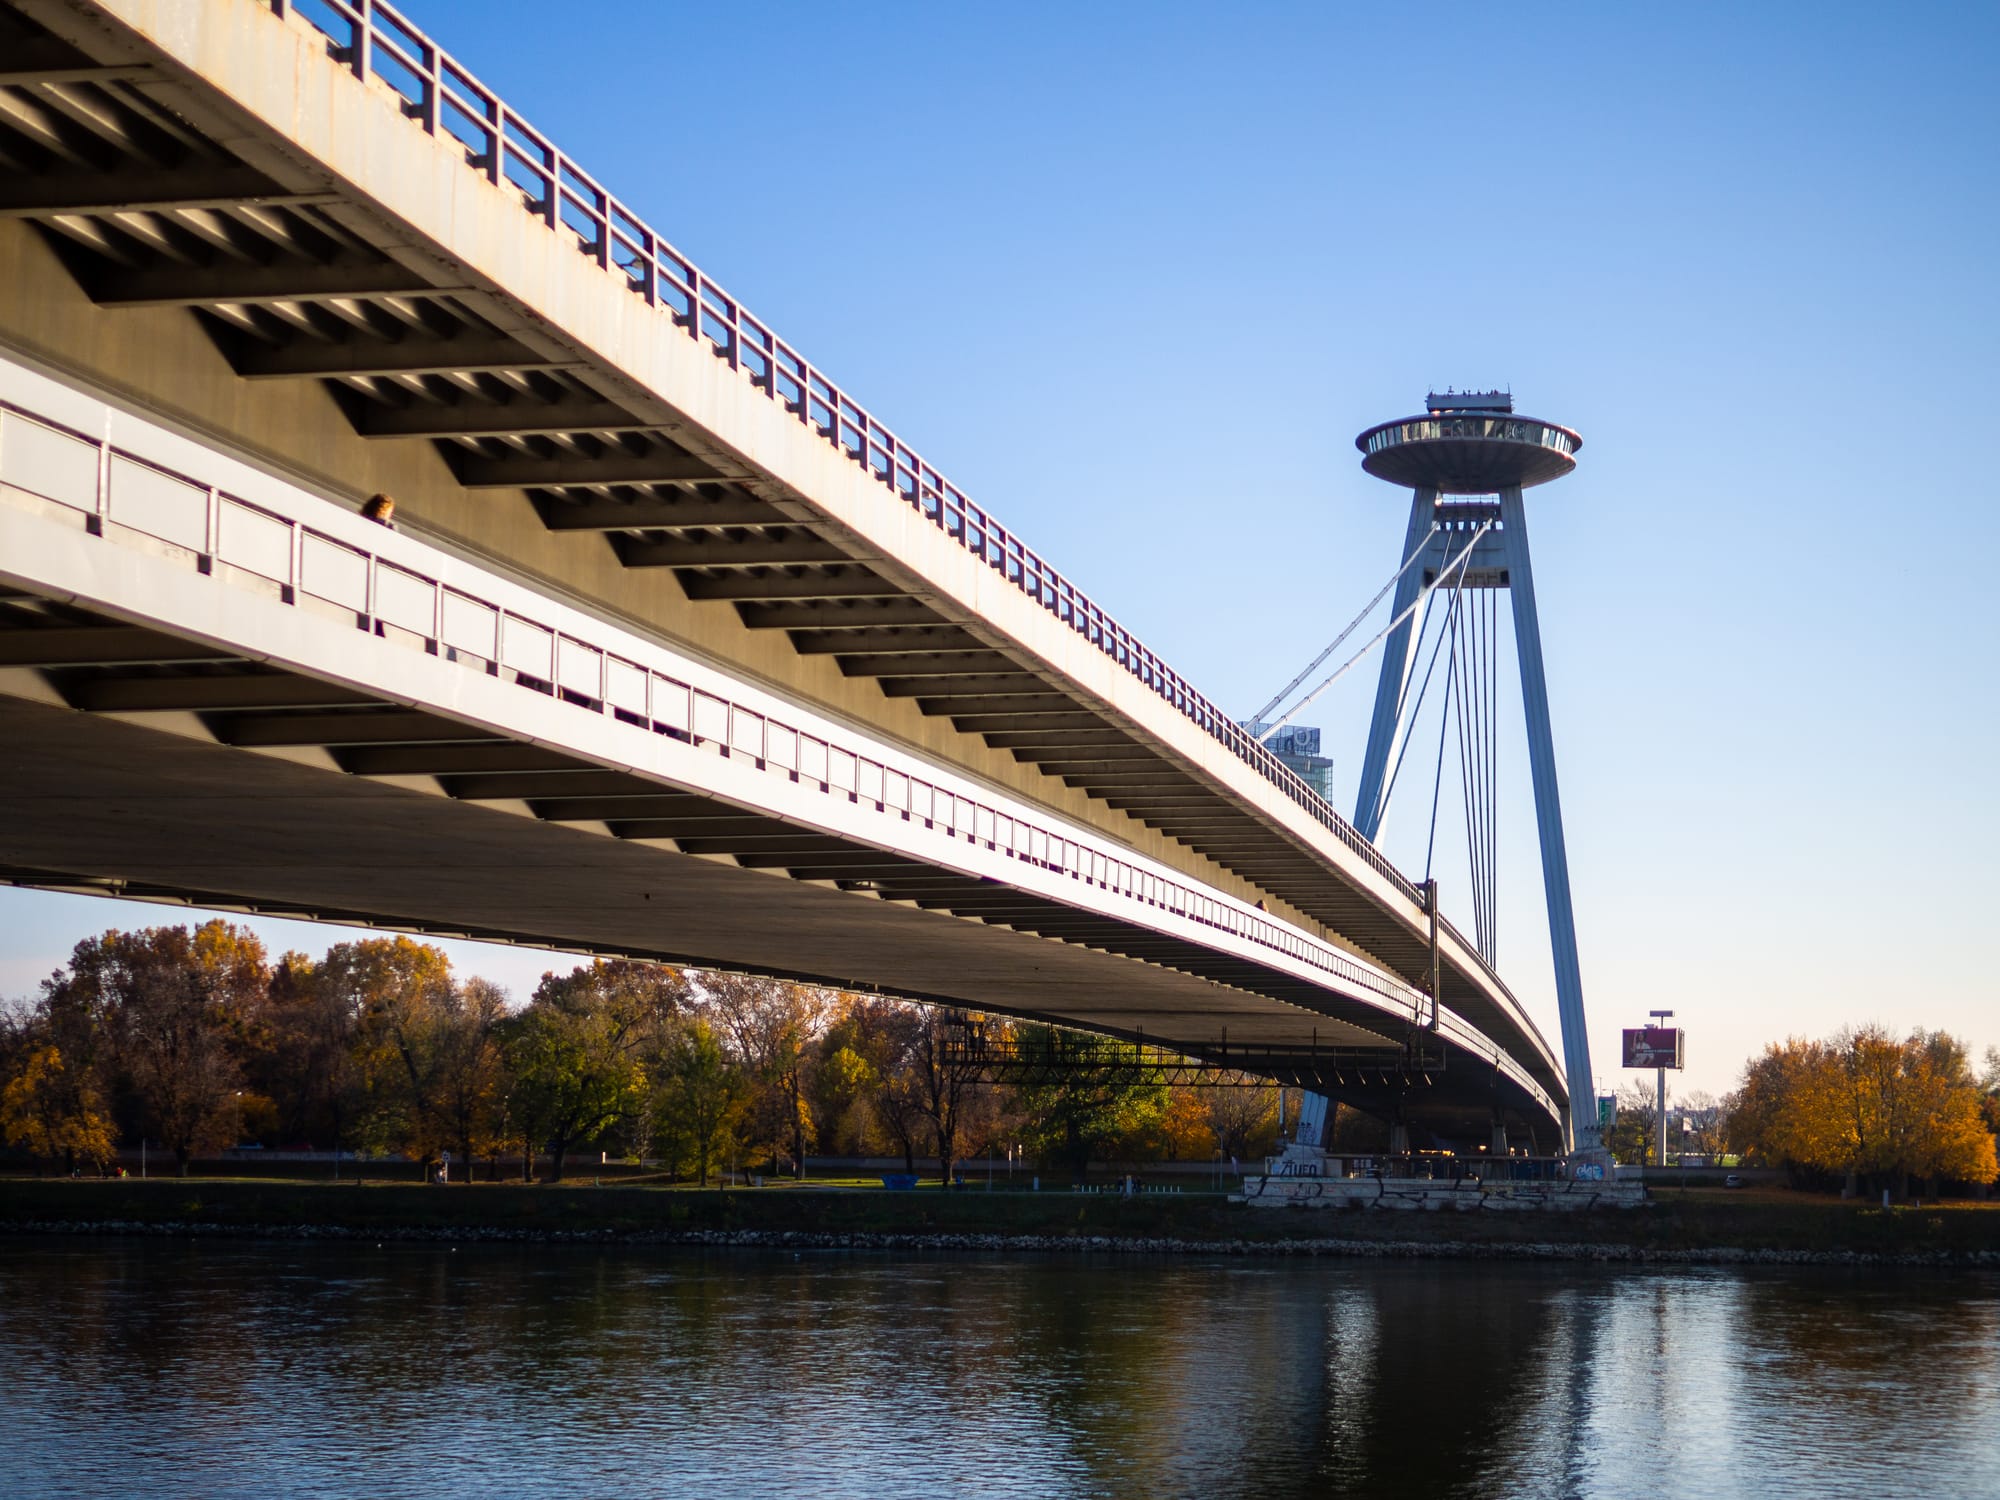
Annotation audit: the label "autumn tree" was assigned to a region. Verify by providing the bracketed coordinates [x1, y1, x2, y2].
[842, 998, 928, 1171]
[250, 951, 364, 1153]
[1605, 1080, 1663, 1166]
[1679, 1090, 1730, 1162]
[68, 922, 268, 1175]
[358, 962, 509, 1180]
[820, 1000, 936, 1176]
[1152, 1087, 1215, 1162]
[648, 1013, 746, 1185]
[1203, 1082, 1280, 1162]
[810, 996, 889, 1158]
[1728, 1027, 1997, 1194]
[502, 962, 655, 1182]
[1982, 1048, 2000, 1140]
[1, 1042, 115, 1174]
[1728, 1037, 1829, 1172]
[904, 1007, 992, 1187]
[707, 974, 827, 1178]
[1860, 1029, 1997, 1191]
[432, 977, 508, 1180]
[1012, 1024, 1168, 1183]
[1, 966, 117, 1174]
[325, 937, 457, 1164]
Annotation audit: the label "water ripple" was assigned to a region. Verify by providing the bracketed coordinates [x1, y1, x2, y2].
[1, 1240, 1994, 1499]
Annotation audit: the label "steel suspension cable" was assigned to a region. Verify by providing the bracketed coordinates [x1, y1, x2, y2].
[1460, 582, 1493, 958]
[1476, 587, 1497, 958]
[1248, 532, 1433, 732]
[1448, 580, 1496, 944]
[1260, 520, 1493, 743]
[1478, 587, 1494, 953]
[1423, 545, 1476, 884]
[1472, 586, 1497, 958]
[1424, 585, 1463, 885]
[1487, 586, 1499, 958]
[1433, 557, 1503, 963]
[1448, 585, 1479, 923]
[1378, 586, 1452, 819]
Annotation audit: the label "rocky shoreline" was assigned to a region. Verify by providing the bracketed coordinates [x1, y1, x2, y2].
[8, 1217, 1998, 1268]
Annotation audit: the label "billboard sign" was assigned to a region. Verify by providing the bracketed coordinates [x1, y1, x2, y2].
[1623, 1027, 1685, 1070]
[1597, 1095, 1617, 1132]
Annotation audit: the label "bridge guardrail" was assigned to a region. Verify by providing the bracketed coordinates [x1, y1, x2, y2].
[263, 0, 1500, 942]
[0, 376, 1558, 1126]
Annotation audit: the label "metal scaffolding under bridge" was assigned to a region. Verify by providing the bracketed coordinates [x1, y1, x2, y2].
[941, 1015, 1446, 1092]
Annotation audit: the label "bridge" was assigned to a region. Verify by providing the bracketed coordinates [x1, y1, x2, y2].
[0, 0, 1570, 1148]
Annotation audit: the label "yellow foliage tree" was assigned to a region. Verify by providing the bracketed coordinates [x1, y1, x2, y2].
[1156, 1087, 1216, 1162]
[1, 1044, 115, 1172]
[1729, 1026, 1998, 1191]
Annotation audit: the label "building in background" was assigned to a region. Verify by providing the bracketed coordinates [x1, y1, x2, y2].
[1244, 722, 1338, 805]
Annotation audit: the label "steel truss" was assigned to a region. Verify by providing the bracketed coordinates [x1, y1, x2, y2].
[939, 1014, 1445, 1090]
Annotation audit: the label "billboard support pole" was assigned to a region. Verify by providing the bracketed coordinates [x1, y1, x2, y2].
[1656, 1065, 1666, 1170]
[1648, 1008, 1675, 1170]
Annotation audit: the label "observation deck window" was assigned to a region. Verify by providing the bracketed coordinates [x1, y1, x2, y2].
[1367, 418, 1573, 454]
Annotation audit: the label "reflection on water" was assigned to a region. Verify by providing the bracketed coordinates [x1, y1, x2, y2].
[1, 1238, 1994, 1499]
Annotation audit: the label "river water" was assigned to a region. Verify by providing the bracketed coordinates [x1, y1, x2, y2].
[1, 1237, 1994, 1499]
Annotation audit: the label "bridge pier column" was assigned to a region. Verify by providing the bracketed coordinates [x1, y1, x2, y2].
[1294, 1089, 1329, 1149]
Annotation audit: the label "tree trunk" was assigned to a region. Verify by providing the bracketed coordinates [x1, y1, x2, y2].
[937, 1120, 956, 1189]
[546, 1135, 569, 1183]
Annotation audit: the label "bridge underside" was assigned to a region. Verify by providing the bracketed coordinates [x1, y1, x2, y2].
[0, 0, 1567, 1146]
[0, 594, 1546, 1145]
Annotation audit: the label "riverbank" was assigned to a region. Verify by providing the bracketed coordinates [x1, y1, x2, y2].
[4, 1179, 1998, 1265]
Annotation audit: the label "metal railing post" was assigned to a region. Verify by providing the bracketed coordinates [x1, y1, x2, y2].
[351, 0, 372, 81]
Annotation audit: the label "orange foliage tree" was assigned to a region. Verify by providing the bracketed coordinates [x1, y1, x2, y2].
[1728, 1025, 1998, 1193]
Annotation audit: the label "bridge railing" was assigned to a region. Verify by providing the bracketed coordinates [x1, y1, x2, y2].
[261, 0, 1476, 923]
[0, 372, 1559, 1125]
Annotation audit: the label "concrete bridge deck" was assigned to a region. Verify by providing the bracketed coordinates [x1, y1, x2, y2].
[0, 0, 1567, 1142]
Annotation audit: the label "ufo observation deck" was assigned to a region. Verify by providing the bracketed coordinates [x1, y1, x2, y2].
[1357, 392, 1581, 492]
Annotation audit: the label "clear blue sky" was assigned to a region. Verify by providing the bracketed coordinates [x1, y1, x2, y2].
[3, 1, 1995, 1099]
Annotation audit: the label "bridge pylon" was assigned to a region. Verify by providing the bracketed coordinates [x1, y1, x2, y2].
[1270, 392, 1599, 1159]
[1349, 390, 1597, 1155]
